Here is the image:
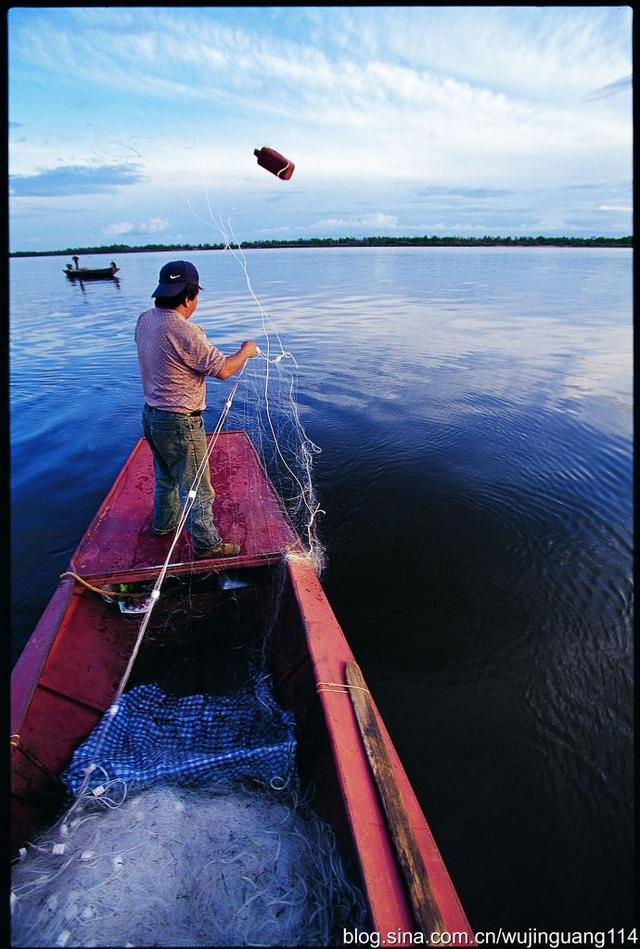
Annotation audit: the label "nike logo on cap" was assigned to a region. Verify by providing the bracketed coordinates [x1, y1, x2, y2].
[169, 274, 181, 279]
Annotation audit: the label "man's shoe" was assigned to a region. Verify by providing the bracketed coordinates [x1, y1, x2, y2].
[195, 542, 241, 560]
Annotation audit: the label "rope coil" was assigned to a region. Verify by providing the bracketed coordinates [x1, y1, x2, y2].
[59, 572, 140, 598]
[315, 682, 371, 695]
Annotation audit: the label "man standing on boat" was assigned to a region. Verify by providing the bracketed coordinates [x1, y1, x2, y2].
[135, 260, 258, 559]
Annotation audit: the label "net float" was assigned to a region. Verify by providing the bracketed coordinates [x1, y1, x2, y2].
[254, 146, 295, 180]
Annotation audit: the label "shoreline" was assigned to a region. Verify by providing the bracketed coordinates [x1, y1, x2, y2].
[9, 235, 633, 258]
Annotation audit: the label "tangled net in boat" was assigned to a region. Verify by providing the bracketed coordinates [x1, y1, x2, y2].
[11, 783, 365, 947]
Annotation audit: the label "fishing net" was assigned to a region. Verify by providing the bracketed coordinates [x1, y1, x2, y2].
[203, 218, 326, 573]
[12, 672, 366, 947]
[11, 783, 365, 947]
[87, 126, 326, 573]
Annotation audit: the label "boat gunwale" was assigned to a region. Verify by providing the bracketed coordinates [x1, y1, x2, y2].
[283, 556, 474, 938]
[11, 576, 75, 737]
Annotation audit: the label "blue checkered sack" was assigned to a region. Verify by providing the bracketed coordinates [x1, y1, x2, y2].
[63, 674, 297, 795]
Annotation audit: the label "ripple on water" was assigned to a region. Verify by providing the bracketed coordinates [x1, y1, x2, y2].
[10, 247, 634, 928]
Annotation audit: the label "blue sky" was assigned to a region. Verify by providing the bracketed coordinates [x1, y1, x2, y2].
[8, 6, 633, 251]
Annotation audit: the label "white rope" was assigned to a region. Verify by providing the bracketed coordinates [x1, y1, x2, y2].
[86, 132, 323, 559]
[217, 213, 325, 558]
[55, 375, 246, 811]
[111, 376, 242, 707]
[62, 182, 323, 798]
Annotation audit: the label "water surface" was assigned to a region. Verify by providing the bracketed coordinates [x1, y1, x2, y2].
[10, 246, 633, 930]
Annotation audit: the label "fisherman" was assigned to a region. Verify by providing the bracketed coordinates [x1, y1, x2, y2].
[135, 260, 258, 559]
[72, 255, 79, 269]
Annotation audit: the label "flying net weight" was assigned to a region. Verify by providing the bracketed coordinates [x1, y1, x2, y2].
[254, 146, 295, 179]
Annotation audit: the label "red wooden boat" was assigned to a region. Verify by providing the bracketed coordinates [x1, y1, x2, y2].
[11, 431, 473, 941]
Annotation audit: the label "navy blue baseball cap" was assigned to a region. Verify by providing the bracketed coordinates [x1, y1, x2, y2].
[152, 260, 203, 297]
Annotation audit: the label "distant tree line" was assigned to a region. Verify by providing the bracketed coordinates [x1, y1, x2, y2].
[236, 235, 633, 249]
[10, 235, 633, 257]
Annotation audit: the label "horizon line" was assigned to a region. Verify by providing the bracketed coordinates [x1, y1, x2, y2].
[10, 234, 634, 257]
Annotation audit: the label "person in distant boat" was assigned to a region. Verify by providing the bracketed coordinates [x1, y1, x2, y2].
[72, 255, 79, 270]
[135, 260, 258, 560]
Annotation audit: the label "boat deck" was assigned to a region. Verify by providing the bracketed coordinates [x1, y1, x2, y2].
[71, 430, 301, 582]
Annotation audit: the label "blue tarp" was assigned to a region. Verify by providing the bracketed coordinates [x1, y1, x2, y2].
[63, 675, 298, 795]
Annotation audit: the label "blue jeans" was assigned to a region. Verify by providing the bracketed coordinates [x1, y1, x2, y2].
[142, 404, 221, 552]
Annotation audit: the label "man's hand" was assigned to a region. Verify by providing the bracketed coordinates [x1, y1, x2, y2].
[240, 341, 259, 358]
[217, 340, 260, 379]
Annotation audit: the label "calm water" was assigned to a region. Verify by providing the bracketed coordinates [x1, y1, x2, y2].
[10, 247, 633, 930]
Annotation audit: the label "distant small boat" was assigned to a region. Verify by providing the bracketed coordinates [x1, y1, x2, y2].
[64, 262, 119, 280]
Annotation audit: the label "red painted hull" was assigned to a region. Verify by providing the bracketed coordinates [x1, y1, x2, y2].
[11, 431, 474, 941]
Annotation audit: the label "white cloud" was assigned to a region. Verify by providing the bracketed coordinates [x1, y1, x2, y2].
[304, 212, 399, 232]
[103, 217, 169, 237]
[587, 75, 633, 102]
[8, 7, 633, 246]
[103, 222, 134, 236]
[354, 7, 632, 105]
[141, 217, 169, 234]
[11, 9, 631, 128]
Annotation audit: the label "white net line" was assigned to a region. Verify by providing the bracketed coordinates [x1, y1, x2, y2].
[15, 133, 340, 922]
